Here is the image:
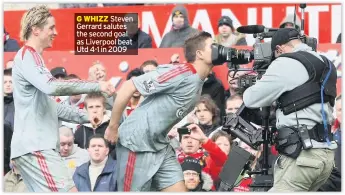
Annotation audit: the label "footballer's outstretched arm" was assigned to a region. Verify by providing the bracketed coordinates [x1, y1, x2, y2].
[20, 47, 101, 96]
[55, 100, 90, 124]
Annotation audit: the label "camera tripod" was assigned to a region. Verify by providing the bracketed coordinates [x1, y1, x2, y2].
[246, 106, 274, 191]
[217, 106, 274, 192]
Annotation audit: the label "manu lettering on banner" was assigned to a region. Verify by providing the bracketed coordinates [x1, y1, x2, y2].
[4, 44, 341, 95]
[4, 3, 341, 51]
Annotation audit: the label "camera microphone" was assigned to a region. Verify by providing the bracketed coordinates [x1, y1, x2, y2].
[237, 25, 279, 34]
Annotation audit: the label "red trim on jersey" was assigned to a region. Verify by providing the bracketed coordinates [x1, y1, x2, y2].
[23, 45, 42, 66]
[157, 65, 192, 84]
[185, 63, 197, 74]
[123, 151, 136, 191]
[126, 102, 135, 116]
[21, 47, 28, 60]
[34, 151, 58, 192]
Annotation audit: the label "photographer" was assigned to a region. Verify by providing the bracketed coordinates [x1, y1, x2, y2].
[242, 28, 337, 192]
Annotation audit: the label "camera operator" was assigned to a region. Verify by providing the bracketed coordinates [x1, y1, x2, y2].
[242, 28, 337, 192]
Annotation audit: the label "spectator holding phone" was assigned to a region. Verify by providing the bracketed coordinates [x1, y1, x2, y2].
[177, 123, 228, 190]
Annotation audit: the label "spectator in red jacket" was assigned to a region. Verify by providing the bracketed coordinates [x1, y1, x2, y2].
[207, 131, 232, 183]
[177, 123, 228, 180]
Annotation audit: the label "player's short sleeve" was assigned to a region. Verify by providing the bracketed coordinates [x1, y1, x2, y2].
[131, 65, 192, 96]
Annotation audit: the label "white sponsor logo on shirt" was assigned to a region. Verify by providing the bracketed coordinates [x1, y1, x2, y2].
[143, 79, 156, 93]
[176, 107, 187, 119]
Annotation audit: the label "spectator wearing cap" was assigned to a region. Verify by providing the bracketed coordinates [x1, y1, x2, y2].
[181, 156, 214, 191]
[50, 66, 67, 80]
[159, 5, 199, 48]
[214, 16, 247, 47]
[4, 28, 20, 52]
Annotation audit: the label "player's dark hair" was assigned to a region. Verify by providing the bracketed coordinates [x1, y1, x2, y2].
[184, 31, 212, 63]
[126, 68, 144, 80]
[4, 68, 12, 76]
[140, 60, 158, 71]
[84, 92, 106, 108]
[87, 134, 109, 149]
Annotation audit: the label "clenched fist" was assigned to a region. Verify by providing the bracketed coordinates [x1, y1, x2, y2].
[104, 124, 119, 145]
[99, 80, 115, 96]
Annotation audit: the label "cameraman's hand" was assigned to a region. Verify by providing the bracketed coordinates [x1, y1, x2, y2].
[99, 80, 115, 96]
[187, 124, 208, 144]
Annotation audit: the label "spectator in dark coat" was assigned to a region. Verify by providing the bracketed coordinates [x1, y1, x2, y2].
[214, 16, 247, 47]
[120, 14, 152, 49]
[4, 69, 14, 129]
[159, 5, 199, 48]
[4, 124, 13, 174]
[4, 29, 20, 52]
[73, 135, 117, 191]
[201, 72, 225, 121]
